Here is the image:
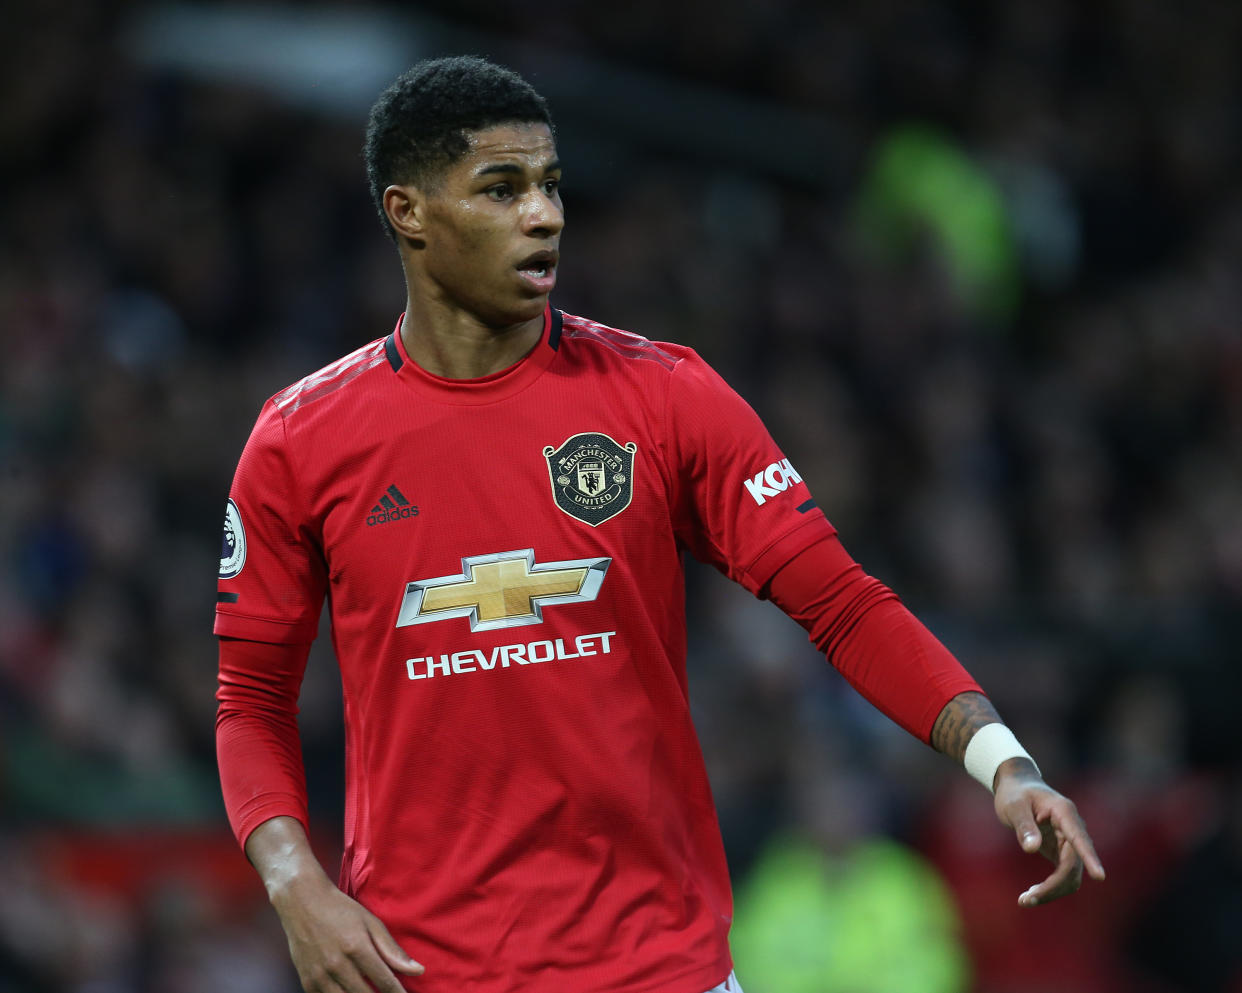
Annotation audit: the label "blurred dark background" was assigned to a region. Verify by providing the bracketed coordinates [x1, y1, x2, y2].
[2, 2, 1241, 991]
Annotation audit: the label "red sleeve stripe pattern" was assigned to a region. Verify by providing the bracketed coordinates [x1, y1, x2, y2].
[561, 313, 679, 370]
[273, 339, 390, 414]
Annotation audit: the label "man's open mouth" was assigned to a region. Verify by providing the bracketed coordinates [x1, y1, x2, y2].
[517, 250, 559, 280]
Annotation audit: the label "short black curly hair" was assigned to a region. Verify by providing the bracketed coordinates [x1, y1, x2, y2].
[364, 55, 553, 239]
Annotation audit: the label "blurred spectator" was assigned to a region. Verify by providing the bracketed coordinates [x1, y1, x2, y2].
[730, 754, 970, 993]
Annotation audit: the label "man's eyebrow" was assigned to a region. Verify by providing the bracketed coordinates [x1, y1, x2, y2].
[475, 159, 562, 178]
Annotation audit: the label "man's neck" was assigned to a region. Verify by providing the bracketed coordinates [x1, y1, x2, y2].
[399, 296, 545, 380]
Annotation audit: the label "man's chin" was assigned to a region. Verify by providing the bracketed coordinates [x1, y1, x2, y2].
[509, 292, 551, 322]
[479, 296, 547, 331]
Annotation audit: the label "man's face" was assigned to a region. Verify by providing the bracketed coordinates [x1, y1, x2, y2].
[416, 122, 563, 328]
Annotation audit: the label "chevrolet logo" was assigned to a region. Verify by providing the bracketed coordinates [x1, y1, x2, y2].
[396, 549, 610, 631]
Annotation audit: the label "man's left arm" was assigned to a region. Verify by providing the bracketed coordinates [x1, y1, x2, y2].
[765, 535, 1106, 907]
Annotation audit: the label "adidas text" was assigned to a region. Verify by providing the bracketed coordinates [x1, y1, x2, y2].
[367, 506, 419, 527]
[367, 484, 417, 526]
[744, 458, 803, 506]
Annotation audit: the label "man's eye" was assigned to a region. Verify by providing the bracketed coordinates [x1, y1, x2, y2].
[543, 179, 560, 196]
[486, 184, 512, 200]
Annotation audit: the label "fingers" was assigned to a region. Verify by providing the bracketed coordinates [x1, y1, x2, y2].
[1040, 798, 1107, 881]
[311, 952, 409, 993]
[290, 916, 420, 993]
[299, 952, 397, 993]
[339, 935, 414, 993]
[1018, 833, 1083, 907]
[996, 783, 1107, 908]
[365, 913, 426, 976]
[1009, 811, 1043, 854]
[1060, 812, 1107, 882]
[356, 955, 413, 993]
[1016, 800, 1105, 907]
[275, 879, 425, 993]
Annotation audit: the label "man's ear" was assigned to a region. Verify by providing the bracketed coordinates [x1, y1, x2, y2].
[384, 184, 425, 242]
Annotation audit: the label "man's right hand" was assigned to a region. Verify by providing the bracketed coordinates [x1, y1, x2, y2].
[246, 816, 425, 993]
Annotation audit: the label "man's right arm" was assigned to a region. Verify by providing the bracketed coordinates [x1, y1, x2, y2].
[217, 637, 424, 992]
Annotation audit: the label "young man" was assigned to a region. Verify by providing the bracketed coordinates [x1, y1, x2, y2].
[215, 57, 1104, 993]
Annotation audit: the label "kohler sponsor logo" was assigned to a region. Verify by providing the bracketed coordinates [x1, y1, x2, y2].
[743, 458, 802, 506]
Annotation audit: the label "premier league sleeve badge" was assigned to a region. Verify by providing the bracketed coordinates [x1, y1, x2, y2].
[219, 498, 247, 579]
[543, 432, 638, 527]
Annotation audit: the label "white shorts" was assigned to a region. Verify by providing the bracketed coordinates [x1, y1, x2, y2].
[705, 971, 744, 993]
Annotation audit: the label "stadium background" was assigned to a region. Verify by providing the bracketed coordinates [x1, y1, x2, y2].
[2, 2, 1241, 990]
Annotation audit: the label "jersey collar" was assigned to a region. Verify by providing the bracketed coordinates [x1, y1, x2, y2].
[385, 306, 562, 405]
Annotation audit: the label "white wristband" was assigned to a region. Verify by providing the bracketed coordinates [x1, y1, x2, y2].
[963, 723, 1039, 793]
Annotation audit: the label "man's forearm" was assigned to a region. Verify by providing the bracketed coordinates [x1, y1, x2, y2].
[929, 690, 1001, 761]
[765, 538, 983, 742]
[245, 815, 333, 905]
[217, 637, 315, 845]
[931, 691, 1040, 788]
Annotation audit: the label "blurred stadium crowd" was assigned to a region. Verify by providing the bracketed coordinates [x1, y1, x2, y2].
[2, 1, 1241, 991]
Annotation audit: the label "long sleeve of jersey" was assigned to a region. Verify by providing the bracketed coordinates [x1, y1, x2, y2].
[216, 636, 313, 846]
[765, 536, 982, 742]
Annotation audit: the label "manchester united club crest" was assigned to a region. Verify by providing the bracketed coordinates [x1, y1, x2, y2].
[543, 432, 638, 527]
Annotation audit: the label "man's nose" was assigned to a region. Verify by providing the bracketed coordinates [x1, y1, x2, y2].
[522, 189, 564, 236]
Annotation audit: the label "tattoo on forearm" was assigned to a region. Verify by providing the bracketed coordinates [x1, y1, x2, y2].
[930, 691, 1002, 763]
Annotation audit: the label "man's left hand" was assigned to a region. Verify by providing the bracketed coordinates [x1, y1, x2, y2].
[992, 758, 1106, 907]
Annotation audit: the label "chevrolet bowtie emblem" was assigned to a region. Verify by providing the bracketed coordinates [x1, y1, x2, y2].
[396, 549, 610, 631]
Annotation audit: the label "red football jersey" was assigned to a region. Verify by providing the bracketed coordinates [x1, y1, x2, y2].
[215, 307, 833, 993]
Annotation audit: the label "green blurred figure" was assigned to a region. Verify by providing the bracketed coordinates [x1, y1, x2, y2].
[730, 769, 970, 993]
[853, 124, 1020, 324]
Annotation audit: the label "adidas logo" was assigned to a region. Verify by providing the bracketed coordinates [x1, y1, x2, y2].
[367, 484, 419, 526]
